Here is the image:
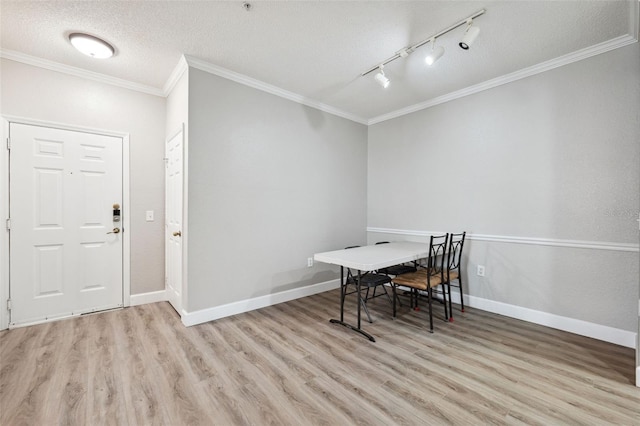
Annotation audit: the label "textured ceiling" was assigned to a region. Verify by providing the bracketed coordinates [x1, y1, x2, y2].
[0, 1, 637, 122]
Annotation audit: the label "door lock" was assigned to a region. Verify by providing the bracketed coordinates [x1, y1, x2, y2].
[173, 231, 182, 237]
[113, 203, 121, 222]
[107, 228, 121, 234]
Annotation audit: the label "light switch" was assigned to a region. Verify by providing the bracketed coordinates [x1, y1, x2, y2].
[146, 210, 154, 222]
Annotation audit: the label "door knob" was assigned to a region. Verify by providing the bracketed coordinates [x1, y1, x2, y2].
[173, 231, 182, 237]
[107, 228, 120, 234]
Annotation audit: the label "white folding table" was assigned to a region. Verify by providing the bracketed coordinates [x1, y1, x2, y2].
[314, 242, 429, 342]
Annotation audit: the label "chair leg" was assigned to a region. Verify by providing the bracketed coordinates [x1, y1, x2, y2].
[392, 285, 397, 318]
[427, 287, 434, 333]
[458, 278, 465, 312]
[447, 282, 454, 322]
[391, 282, 402, 307]
[360, 296, 373, 323]
[381, 284, 393, 305]
[440, 284, 449, 322]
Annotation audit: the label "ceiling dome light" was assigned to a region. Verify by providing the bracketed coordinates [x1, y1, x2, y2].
[459, 20, 480, 50]
[69, 33, 114, 59]
[425, 39, 445, 66]
[374, 65, 390, 89]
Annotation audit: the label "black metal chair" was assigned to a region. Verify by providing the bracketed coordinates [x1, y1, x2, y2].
[445, 232, 467, 315]
[375, 241, 418, 276]
[391, 234, 449, 333]
[343, 246, 393, 323]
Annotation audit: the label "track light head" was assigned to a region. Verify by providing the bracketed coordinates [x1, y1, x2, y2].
[374, 66, 390, 89]
[360, 10, 485, 85]
[459, 20, 480, 50]
[425, 39, 445, 66]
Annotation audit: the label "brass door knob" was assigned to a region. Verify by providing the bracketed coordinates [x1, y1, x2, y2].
[107, 228, 121, 234]
[173, 231, 182, 237]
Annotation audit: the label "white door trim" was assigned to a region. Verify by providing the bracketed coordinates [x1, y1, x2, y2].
[0, 115, 131, 329]
[181, 122, 189, 316]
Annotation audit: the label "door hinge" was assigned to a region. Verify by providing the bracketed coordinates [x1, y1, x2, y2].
[6, 138, 10, 150]
[5, 218, 10, 231]
[6, 299, 11, 311]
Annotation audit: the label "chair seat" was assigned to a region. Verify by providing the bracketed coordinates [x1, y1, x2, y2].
[347, 273, 391, 287]
[392, 270, 443, 290]
[380, 264, 417, 275]
[447, 270, 459, 281]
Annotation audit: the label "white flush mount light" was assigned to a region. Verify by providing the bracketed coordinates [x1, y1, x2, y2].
[374, 65, 390, 89]
[459, 20, 480, 50]
[425, 38, 445, 66]
[69, 33, 115, 59]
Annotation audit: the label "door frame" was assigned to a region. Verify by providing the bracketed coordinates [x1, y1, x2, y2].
[0, 115, 131, 329]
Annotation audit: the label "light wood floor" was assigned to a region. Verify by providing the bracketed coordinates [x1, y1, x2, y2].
[1, 289, 638, 425]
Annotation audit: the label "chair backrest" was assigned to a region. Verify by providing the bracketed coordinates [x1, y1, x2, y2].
[427, 234, 449, 278]
[447, 232, 466, 271]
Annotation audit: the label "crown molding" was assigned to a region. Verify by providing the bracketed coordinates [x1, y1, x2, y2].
[368, 34, 639, 125]
[0, 49, 165, 97]
[367, 227, 640, 253]
[162, 55, 189, 96]
[182, 54, 368, 125]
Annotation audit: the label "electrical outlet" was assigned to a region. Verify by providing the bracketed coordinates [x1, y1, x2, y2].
[477, 265, 485, 277]
[307, 257, 314, 267]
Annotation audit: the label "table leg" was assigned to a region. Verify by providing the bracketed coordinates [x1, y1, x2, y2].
[356, 269, 361, 329]
[340, 266, 345, 322]
[329, 267, 375, 342]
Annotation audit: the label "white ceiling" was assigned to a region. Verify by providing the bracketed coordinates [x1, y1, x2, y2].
[1, 1, 637, 123]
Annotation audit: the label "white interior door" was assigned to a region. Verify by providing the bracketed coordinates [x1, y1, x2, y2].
[9, 123, 123, 326]
[165, 127, 183, 314]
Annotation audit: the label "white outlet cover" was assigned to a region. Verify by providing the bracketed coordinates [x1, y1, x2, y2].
[477, 265, 485, 276]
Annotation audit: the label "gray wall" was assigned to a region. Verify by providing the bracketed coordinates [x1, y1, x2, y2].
[368, 43, 639, 333]
[0, 58, 166, 296]
[186, 67, 367, 312]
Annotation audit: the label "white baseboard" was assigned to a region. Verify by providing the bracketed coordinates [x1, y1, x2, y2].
[129, 290, 167, 306]
[636, 366, 640, 388]
[448, 288, 637, 349]
[181, 279, 341, 327]
[179, 280, 636, 348]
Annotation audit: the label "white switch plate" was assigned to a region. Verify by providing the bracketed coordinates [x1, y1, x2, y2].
[145, 210, 154, 222]
[307, 257, 314, 267]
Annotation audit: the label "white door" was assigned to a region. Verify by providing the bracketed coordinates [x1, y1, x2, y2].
[9, 123, 123, 326]
[165, 127, 183, 314]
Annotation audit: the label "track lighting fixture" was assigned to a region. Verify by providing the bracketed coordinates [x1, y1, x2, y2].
[459, 19, 480, 50]
[425, 38, 445, 66]
[374, 65, 390, 88]
[360, 9, 485, 81]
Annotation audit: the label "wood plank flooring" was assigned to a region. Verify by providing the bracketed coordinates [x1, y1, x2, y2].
[1, 289, 638, 425]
